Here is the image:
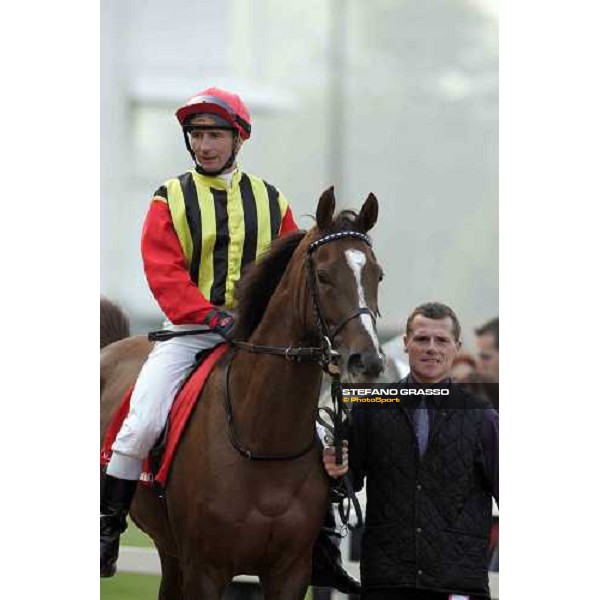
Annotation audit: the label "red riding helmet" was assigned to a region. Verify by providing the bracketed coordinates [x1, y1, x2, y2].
[176, 87, 251, 140]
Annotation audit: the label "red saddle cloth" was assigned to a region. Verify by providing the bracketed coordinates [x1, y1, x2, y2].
[100, 343, 229, 487]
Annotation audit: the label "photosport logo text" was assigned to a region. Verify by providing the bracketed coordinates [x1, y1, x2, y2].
[341, 387, 450, 403]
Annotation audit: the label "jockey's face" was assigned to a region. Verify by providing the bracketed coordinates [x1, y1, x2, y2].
[404, 315, 461, 384]
[189, 128, 238, 173]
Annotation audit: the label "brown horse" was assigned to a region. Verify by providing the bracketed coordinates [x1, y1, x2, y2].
[100, 187, 385, 599]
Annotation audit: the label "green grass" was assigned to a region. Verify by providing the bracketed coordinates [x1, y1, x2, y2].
[101, 522, 157, 599]
[121, 519, 155, 548]
[101, 572, 161, 600]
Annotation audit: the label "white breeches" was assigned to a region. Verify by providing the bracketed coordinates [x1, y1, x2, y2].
[106, 329, 224, 479]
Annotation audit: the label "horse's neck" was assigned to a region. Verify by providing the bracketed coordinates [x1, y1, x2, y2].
[240, 244, 317, 368]
[229, 262, 322, 453]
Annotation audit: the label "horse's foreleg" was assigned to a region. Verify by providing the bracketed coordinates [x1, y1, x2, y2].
[157, 550, 183, 600]
[260, 554, 312, 600]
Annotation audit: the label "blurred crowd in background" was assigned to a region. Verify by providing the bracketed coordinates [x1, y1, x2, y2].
[452, 315, 499, 409]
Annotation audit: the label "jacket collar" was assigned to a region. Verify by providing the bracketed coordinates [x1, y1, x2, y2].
[191, 167, 241, 190]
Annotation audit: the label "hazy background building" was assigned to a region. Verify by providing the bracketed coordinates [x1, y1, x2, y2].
[101, 0, 498, 348]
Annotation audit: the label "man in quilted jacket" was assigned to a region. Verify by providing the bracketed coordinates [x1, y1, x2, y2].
[324, 302, 499, 600]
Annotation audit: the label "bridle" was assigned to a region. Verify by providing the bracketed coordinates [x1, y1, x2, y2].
[305, 231, 377, 367]
[231, 230, 377, 369]
[221, 229, 379, 464]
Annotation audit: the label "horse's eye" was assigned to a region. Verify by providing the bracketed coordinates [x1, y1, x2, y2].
[317, 270, 331, 285]
[379, 270, 385, 282]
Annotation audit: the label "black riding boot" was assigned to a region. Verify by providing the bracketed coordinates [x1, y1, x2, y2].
[100, 474, 138, 577]
[311, 504, 361, 594]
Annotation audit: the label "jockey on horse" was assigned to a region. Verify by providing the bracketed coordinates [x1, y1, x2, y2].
[100, 86, 360, 593]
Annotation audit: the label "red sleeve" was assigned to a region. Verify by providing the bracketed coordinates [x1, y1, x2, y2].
[141, 199, 216, 325]
[280, 205, 299, 235]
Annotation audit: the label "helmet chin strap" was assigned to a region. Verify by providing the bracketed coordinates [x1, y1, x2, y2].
[183, 130, 239, 176]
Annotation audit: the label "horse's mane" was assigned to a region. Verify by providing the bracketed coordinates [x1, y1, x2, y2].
[233, 231, 306, 341]
[233, 209, 368, 341]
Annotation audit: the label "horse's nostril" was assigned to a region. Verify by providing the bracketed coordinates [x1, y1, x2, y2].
[347, 353, 364, 373]
[348, 352, 385, 376]
[367, 355, 385, 376]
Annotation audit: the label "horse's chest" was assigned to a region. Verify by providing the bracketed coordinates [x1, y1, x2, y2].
[209, 485, 311, 522]
[204, 473, 326, 538]
[253, 488, 302, 519]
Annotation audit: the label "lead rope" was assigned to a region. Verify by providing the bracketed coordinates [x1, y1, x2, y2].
[317, 371, 364, 531]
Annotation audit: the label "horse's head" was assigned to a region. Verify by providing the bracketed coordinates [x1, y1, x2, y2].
[306, 186, 385, 382]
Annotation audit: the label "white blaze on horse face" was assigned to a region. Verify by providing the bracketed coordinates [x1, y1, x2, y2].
[344, 249, 379, 349]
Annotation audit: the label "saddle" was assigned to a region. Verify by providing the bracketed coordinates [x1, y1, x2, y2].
[100, 343, 229, 488]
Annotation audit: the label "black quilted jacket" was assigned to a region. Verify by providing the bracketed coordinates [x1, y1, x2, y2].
[349, 377, 495, 597]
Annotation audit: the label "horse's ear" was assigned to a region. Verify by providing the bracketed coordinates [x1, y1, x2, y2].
[316, 186, 336, 231]
[356, 193, 379, 232]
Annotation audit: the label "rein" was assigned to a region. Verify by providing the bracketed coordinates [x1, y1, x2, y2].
[217, 230, 376, 462]
[316, 371, 364, 529]
[220, 348, 317, 461]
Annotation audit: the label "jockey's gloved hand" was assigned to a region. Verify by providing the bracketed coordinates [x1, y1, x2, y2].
[205, 309, 235, 340]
